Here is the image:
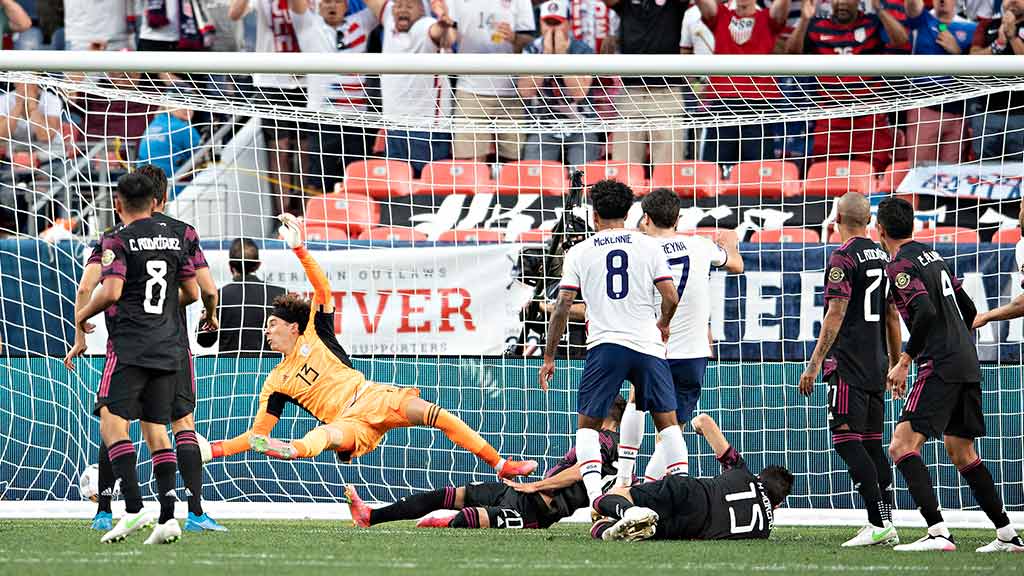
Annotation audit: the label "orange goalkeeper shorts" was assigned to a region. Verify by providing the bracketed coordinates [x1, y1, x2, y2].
[329, 382, 420, 459]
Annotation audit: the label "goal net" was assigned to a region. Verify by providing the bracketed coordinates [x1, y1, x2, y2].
[1, 52, 1022, 521]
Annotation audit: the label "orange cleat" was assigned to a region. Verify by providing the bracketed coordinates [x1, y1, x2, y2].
[496, 459, 538, 480]
[415, 511, 459, 528]
[344, 485, 371, 528]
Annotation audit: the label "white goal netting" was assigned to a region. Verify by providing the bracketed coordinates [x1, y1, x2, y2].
[0, 52, 1022, 518]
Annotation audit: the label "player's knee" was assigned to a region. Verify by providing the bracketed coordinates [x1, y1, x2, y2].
[944, 441, 977, 469]
[171, 414, 194, 434]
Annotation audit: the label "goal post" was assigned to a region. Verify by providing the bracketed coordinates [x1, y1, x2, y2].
[1, 52, 1023, 525]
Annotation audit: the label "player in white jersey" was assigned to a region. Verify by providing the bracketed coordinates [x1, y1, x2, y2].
[614, 188, 744, 486]
[973, 208, 1024, 330]
[540, 180, 687, 506]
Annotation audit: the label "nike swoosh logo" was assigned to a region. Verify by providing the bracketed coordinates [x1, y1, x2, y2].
[872, 526, 893, 541]
[125, 514, 146, 530]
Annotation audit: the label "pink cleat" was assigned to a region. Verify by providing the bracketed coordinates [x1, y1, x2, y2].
[344, 486, 371, 528]
[416, 511, 459, 528]
[497, 459, 538, 480]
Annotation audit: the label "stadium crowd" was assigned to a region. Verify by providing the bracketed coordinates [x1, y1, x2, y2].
[0, 0, 1021, 235]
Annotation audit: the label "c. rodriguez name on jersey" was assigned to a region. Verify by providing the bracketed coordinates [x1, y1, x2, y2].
[128, 237, 182, 252]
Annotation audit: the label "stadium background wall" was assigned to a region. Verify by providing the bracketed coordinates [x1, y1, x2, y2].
[1, 356, 1021, 512]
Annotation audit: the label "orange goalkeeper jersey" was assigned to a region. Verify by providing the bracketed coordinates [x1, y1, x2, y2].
[219, 247, 365, 457]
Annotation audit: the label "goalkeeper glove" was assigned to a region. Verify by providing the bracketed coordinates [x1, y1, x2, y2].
[278, 213, 303, 250]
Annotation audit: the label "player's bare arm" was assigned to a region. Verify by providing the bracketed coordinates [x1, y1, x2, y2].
[974, 294, 1024, 328]
[691, 413, 732, 458]
[800, 298, 848, 396]
[504, 463, 582, 494]
[716, 230, 744, 274]
[539, 288, 576, 391]
[655, 279, 679, 342]
[64, 262, 101, 370]
[885, 301, 903, 370]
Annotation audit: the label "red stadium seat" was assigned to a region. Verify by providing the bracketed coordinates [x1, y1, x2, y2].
[827, 228, 879, 243]
[750, 227, 821, 243]
[581, 161, 648, 192]
[650, 162, 720, 197]
[991, 227, 1022, 244]
[12, 151, 38, 169]
[358, 226, 428, 243]
[305, 192, 381, 238]
[876, 161, 912, 193]
[680, 228, 723, 241]
[804, 160, 874, 196]
[516, 229, 553, 243]
[417, 160, 495, 195]
[343, 159, 415, 198]
[722, 161, 801, 198]
[914, 226, 979, 244]
[302, 224, 349, 241]
[497, 160, 567, 196]
[436, 229, 507, 243]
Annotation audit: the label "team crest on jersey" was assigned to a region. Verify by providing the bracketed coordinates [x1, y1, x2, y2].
[828, 267, 845, 283]
[854, 28, 866, 43]
[729, 16, 755, 45]
[101, 249, 115, 267]
[300, 344, 311, 357]
[895, 272, 910, 290]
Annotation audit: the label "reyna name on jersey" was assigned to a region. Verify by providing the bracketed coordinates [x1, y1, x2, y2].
[660, 240, 689, 255]
[127, 236, 182, 252]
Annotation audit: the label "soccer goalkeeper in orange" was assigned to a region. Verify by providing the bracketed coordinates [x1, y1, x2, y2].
[205, 214, 537, 479]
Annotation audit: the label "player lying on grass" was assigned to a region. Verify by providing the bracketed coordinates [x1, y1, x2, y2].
[346, 396, 625, 529]
[203, 214, 536, 479]
[591, 412, 794, 542]
[65, 164, 225, 534]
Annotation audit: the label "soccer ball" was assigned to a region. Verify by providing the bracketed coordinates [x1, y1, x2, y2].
[79, 464, 100, 502]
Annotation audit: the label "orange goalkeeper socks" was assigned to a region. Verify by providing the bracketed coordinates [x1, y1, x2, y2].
[425, 405, 500, 468]
[292, 428, 331, 459]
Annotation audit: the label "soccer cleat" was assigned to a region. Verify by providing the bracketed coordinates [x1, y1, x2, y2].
[344, 486, 372, 528]
[841, 523, 899, 547]
[976, 536, 1024, 553]
[600, 506, 659, 542]
[415, 511, 459, 528]
[496, 459, 538, 480]
[144, 519, 182, 545]
[90, 511, 113, 531]
[184, 512, 228, 532]
[894, 534, 957, 552]
[249, 435, 298, 460]
[100, 509, 154, 543]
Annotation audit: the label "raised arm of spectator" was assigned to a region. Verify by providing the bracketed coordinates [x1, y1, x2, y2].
[1005, 17, 1024, 54]
[363, 0, 388, 17]
[786, 0, 816, 54]
[771, 0, 793, 26]
[904, 0, 924, 18]
[872, 0, 909, 47]
[228, 0, 250, 21]
[287, 0, 311, 13]
[429, 16, 458, 49]
[697, 0, 718, 25]
[2, 0, 32, 33]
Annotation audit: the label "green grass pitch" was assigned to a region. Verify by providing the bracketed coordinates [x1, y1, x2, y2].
[1, 520, 1020, 576]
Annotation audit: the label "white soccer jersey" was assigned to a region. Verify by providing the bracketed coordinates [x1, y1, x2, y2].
[560, 229, 674, 358]
[447, 0, 535, 97]
[381, 3, 453, 119]
[679, 5, 714, 55]
[656, 235, 728, 360]
[253, 0, 303, 89]
[292, 7, 377, 112]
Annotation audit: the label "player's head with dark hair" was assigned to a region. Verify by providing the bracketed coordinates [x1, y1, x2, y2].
[266, 292, 310, 354]
[115, 172, 155, 216]
[605, 395, 628, 429]
[589, 179, 634, 225]
[229, 237, 261, 277]
[758, 465, 794, 508]
[640, 188, 680, 230]
[876, 197, 915, 252]
[136, 164, 169, 207]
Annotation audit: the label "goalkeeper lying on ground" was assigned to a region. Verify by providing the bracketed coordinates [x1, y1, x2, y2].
[205, 214, 537, 479]
[346, 396, 625, 529]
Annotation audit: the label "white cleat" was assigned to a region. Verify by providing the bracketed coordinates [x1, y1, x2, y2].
[893, 534, 956, 552]
[842, 523, 899, 547]
[100, 509, 154, 543]
[144, 519, 182, 545]
[976, 536, 1024, 553]
[600, 506, 659, 542]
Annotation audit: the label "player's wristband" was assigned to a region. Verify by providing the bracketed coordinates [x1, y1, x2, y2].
[210, 441, 224, 459]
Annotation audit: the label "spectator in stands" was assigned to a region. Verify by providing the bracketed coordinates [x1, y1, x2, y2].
[139, 0, 215, 52]
[62, 0, 132, 51]
[699, 0, 790, 164]
[604, 0, 689, 166]
[569, 0, 619, 54]
[229, 0, 308, 217]
[0, 82, 67, 164]
[969, 0, 1024, 162]
[76, 71, 154, 143]
[786, 0, 923, 171]
[519, 0, 601, 169]
[904, 0, 974, 165]
[444, 0, 534, 164]
[379, 0, 457, 177]
[136, 104, 201, 194]
[289, 0, 377, 192]
[215, 237, 287, 354]
[1, 0, 32, 47]
[680, 2, 713, 55]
